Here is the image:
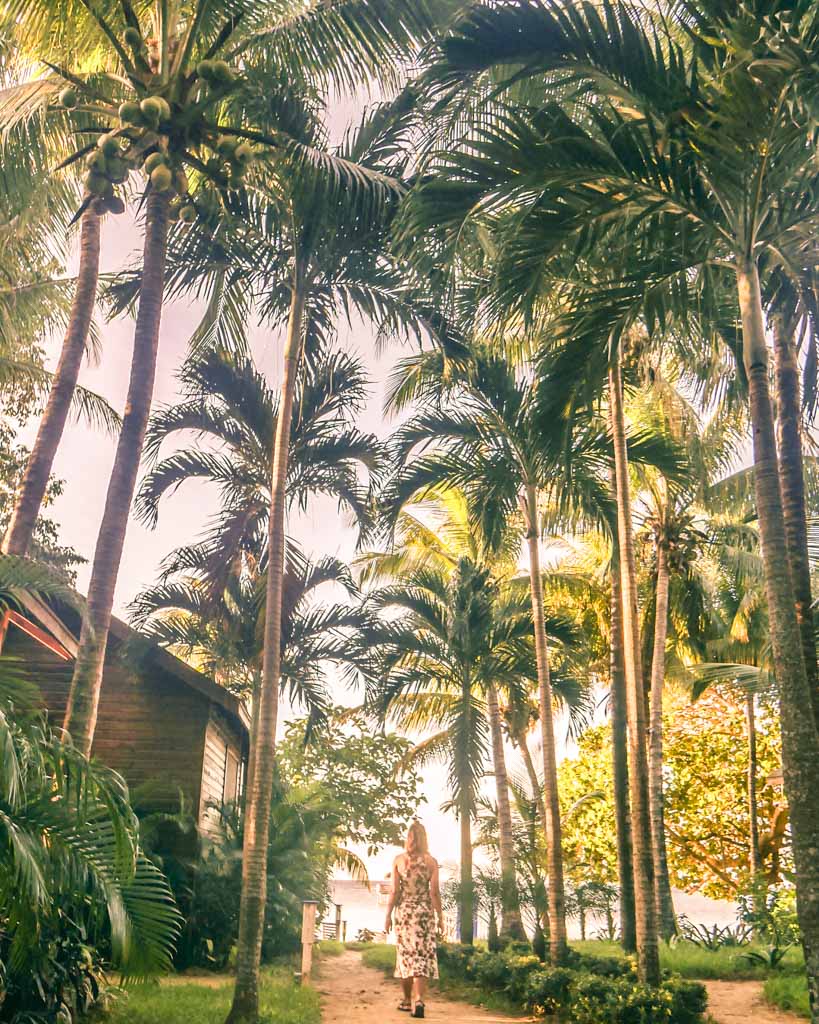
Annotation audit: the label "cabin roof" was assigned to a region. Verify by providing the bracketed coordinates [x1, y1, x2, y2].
[16, 592, 251, 736]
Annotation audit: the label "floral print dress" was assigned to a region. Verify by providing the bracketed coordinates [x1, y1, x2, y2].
[394, 854, 439, 979]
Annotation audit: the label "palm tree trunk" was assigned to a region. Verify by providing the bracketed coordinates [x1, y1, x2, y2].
[771, 315, 819, 731]
[517, 726, 548, 836]
[736, 260, 819, 1019]
[522, 483, 568, 965]
[487, 683, 525, 940]
[227, 273, 306, 1024]
[746, 691, 763, 919]
[62, 193, 169, 756]
[608, 357, 660, 986]
[609, 526, 637, 953]
[459, 800, 474, 944]
[3, 209, 101, 556]
[648, 535, 676, 940]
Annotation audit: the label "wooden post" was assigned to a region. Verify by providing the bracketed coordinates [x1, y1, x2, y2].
[300, 900, 319, 983]
[335, 903, 342, 941]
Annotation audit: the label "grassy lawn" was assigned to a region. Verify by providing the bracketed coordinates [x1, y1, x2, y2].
[99, 966, 320, 1024]
[357, 943, 520, 1015]
[570, 939, 806, 981]
[764, 975, 810, 1019]
[316, 939, 346, 957]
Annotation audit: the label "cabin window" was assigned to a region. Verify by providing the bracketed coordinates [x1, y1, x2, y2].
[223, 748, 240, 806]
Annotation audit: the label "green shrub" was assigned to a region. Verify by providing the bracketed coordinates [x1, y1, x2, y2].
[525, 967, 575, 1015]
[471, 952, 512, 990]
[576, 953, 633, 978]
[669, 979, 709, 1024]
[505, 953, 544, 1001]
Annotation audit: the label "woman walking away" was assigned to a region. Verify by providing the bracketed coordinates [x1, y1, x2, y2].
[385, 820, 443, 1019]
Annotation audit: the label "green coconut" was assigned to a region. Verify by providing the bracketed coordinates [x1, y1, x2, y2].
[123, 26, 142, 49]
[153, 96, 171, 122]
[97, 133, 121, 157]
[211, 60, 233, 85]
[140, 96, 163, 124]
[59, 87, 77, 108]
[106, 194, 126, 215]
[143, 151, 167, 174]
[118, 100, 141, 124]
[196, 59, 216, 80]
[86, 150, 107, 172]
[179, 204, 197, 223]
[106, 156, 128, 183]
[174, 170, 189, 195]
[86, 171, 110, 196]
[150, 164, 173, 192]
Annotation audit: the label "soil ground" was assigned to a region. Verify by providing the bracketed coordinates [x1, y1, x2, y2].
[702, 979, 805, 1024]
[317, 950, 532, 1024]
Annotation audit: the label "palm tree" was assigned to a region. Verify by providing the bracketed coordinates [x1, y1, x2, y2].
[383, 337, 676, 964]
[409, 3, 819, 995]
[362, 489, 528, 940]
[135, 344, 381, 595]
[131, 542, 371, 815]
[162, 85, 442, 1022]
[367, 554, 581, 945]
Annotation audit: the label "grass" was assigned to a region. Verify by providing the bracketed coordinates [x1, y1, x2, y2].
[98, 966, 320, 1024]
[316, 939, 346, 957]
[570, 939, 806, 981]
[764, 974, 810, 1019]
[358, 943, 520, 1015]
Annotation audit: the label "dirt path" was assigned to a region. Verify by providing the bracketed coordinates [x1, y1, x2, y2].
[703, 980, 804, 1024]
[317, 951, 531, 1024]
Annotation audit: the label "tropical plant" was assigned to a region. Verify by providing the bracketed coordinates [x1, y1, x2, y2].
[0, 659, 180, 1020]
[381, 333, 681, 967]
[135, 344, 381, 595]
[365, 522, 587, 946]
[409, 0, 819, 996]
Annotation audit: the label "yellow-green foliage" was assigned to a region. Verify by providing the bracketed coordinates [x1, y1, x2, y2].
[559, 688, 783, 900]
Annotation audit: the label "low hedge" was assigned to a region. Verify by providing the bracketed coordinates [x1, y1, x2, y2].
[436, 944, 707, 1023]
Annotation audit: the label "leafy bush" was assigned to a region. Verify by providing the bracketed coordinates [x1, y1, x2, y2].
[525, 966, 575, 1015]
[0, 694, 180, 1023]
[436, 943, 707, 1023]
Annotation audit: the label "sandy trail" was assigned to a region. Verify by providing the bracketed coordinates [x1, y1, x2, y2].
[702, 980, 805, 1024]
[317, 950, 531, 1024]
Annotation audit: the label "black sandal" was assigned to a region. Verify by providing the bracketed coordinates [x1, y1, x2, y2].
[398, 1002, 411, 1012]
[412, 1002, 425, 1019]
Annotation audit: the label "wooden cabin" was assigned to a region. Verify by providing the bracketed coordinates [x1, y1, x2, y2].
[0, 594, 249, 836]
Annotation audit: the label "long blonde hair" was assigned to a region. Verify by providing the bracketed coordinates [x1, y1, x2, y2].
[405, 820, 428, 856]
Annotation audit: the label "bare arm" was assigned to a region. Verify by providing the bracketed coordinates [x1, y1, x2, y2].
[385, 857, 401, 932]
[429, 857, 443, 928]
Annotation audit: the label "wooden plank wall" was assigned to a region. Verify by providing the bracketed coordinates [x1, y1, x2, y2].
[199, 706, 246, 836]
[4, 629, 210, 815]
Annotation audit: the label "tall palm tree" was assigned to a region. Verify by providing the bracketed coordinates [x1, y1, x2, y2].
[410, 4, 819, 996]
[161, 84, 443, 1021]
[383, 337, 674, 964]
[135, 344, 381, 595]
[367, 555, 581, 945]
[362, 489, 528, 940]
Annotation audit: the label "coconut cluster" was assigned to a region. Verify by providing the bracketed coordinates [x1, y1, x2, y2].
[57, 23, 252, 223]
